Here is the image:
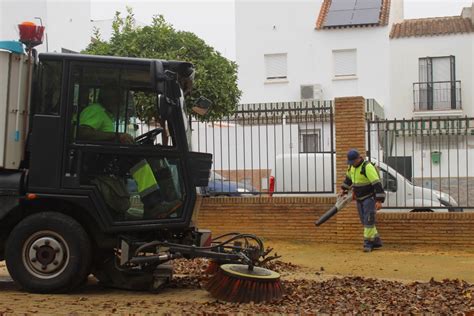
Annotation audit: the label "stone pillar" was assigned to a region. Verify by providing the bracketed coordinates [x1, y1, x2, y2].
[334, 97, 366, 244]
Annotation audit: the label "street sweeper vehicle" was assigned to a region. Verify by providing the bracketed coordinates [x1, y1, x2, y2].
[0, 23, 283, 303]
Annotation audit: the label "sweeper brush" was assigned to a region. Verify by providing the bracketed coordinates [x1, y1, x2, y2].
[204, 259, 220, 275]
[205, 264, 283, 303]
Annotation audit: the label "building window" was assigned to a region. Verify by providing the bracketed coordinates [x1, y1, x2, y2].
[333, 49, 357, 78]
[264, 53, 287, 81]
[299, 129, 321, 153]
[415, 56, 459, 111]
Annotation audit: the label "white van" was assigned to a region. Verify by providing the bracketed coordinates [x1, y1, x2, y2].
[270, 153, 460, 212]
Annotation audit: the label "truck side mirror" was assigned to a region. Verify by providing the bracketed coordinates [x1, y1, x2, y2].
[386, 179, 397, 192]
[192, 96, 212, 116]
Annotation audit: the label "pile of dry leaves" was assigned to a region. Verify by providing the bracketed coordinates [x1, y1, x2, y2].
[173, 277, 473, 314]
[170, 259, 473, 313]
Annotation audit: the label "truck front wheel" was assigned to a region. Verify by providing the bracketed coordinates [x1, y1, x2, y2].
[5, 212, 92, 293]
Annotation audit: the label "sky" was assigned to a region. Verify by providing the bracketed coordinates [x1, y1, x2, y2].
[90, 0, 473, 59]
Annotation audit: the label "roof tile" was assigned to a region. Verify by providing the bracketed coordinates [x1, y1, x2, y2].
[390, 16, 474, 39]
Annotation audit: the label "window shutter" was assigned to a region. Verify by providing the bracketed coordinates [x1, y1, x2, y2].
[432, 57, 451, 82]
[265, 53, 287, 80]
[333, 49, 357, 77]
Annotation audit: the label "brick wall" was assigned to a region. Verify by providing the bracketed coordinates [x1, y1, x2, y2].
[196, 197, 474, 245]
[196, 97, 474, 245]
[196, 196, 336, 242]
[334, 97, 366, 243]
[377, 212, 474, 244]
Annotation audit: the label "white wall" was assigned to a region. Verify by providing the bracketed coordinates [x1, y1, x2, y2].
[389, 136, 474, 178]
[472, 6, 474, 112]
[192, 122, 299, 171]
[235, 0, 398, 109]
[389, 33, 473, 119]
[0, 0, 91, 53]
[191, 120, 332, 170]
[390, 0, 404, 24]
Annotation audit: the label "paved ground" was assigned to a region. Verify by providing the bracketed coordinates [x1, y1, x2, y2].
[0, 240, 473, 314]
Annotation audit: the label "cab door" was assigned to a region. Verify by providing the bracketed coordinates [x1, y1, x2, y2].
[61, 60, 194, 230]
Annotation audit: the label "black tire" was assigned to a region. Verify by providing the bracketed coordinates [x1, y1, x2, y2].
[410, 209, 434, 213]
[5, 212, 92, 293]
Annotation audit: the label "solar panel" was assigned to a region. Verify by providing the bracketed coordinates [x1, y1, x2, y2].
[329, 0, 356, 11]
[355, 0, 382, 10]
[323, 0, 383, 27]
[325, 10, 354, 27]
[351, 8, 381, 25]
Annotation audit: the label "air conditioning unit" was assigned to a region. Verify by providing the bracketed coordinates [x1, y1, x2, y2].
[300, 84, 323, 100]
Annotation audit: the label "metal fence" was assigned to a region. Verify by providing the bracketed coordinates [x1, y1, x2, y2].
[367, 117, 474, 211]
[191, 100, 335, 195]
[413, 81, 461, 111]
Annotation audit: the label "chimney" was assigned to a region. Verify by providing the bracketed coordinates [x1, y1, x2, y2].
[461, 2, 474, 27]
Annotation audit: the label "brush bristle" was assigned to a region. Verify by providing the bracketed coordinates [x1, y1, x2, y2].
[204, 260, 220, 275]
[204, 267, 284, 303]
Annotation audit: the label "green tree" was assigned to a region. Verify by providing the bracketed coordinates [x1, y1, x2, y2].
[84, 8, 241, 122]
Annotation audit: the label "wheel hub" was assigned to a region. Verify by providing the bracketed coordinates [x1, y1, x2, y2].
[23, 232, 69, 279]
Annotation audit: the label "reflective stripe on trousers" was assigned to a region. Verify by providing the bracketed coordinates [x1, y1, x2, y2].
[356, 197, 380, 241]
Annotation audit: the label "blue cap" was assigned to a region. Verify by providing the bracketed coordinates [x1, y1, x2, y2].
[347, 149, 360, 165]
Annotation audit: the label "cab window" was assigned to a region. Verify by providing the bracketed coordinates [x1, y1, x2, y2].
[36, 60, 62, 115]
[69, 63, 175, 147]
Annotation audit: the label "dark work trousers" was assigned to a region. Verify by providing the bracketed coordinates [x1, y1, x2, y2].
[356, 197, 380, 246]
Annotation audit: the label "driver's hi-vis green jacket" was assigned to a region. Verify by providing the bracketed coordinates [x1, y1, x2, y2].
[79, 103, 114, 132]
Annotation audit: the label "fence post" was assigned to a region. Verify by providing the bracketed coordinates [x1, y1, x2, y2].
[334, 96, 366, 244]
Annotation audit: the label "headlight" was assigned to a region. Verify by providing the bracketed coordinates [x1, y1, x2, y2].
[237, 188, 250, 193]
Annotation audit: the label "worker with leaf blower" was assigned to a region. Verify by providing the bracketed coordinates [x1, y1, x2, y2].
[341, 149, 385, 252]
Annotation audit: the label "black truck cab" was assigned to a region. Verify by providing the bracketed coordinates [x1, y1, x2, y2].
[26, 53, 210, 230]
[0, 53, 212, 291]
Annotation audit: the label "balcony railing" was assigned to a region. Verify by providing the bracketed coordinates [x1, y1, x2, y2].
[413, 80, 461, 111]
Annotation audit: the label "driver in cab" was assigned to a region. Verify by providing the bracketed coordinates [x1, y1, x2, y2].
[77, 87, 181, 219]
[78, 87, 134, 144]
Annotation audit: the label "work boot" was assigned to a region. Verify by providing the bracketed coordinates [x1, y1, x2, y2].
[363, 240, 373, 253]
[372, 237, 383, 250]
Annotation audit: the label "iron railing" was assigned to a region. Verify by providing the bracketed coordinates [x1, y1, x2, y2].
[367, 117, 474, 211]
[133, 99, 383, 196]
[191, 100, 335, 195]
[413, 80, 461, 111]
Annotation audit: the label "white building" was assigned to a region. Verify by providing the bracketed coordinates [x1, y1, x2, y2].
[382, 4, 474, 203]
[389, 4, 474, 119]
[235, 0, 403, 108]
[0, 0, 91, 53]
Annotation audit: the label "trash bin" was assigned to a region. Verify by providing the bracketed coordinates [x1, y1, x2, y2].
[431, 151, 441, 164]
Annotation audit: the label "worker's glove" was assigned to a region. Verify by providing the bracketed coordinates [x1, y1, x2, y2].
[339, 189, 348, 197]
[375, 200, 382, 211]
